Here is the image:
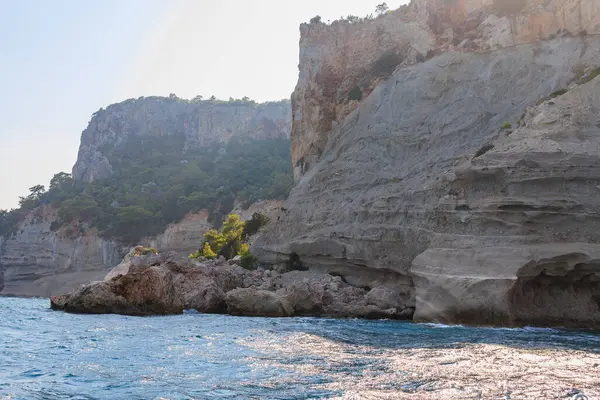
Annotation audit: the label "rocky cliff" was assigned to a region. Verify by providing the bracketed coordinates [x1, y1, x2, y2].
[73, 97, 291, 182]
[0, 206, 124, 297]
[256, 0, 600, 328]
[291, 0, 599, 178]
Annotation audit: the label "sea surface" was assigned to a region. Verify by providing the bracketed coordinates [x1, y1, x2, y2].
[2, 297, 600, 400]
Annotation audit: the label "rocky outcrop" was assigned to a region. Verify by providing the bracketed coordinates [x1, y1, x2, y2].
[292, 0, 599, 178]
[73, 97, 291, 182]
[1, 199, 283, 297]
[0, 206, 124, 298]
[51, 251, 415, 319]
[257, 1, 600, 328]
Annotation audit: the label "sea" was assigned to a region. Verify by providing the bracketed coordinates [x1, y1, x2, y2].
[1, 297, 600, 399]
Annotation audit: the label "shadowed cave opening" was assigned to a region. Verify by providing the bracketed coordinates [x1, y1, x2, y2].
[510, 260, 600, 329]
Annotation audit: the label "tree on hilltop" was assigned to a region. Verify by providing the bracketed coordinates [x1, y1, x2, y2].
[310, 15, 322, 24]
[376, 2, 389, 16]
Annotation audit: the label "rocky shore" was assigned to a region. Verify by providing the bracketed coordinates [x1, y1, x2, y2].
[51, 249, 415, 320]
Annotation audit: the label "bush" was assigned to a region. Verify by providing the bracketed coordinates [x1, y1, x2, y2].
[132, 246, 158, 257]
[550, 89, 568, 98]
[242, 212, 270, 239]
[500, 122, 512, 130]
[310, 15, 322, 24]
[239, 243, 258, 270]
[577, 67, 600, 85]
[200, 242, 217, 259]
[372, 50, 404, 77]
[347, 86, 363, 102]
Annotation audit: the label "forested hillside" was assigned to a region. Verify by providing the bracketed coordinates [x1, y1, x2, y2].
[1, 97, 293, 244]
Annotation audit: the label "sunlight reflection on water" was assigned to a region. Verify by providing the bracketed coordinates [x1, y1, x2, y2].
[1, 297, 600, 399]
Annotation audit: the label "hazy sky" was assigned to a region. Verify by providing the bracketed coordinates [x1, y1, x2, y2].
[0, 0, 403, 210]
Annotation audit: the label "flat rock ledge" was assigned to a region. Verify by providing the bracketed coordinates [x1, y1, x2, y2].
[50, 251, 415, 319]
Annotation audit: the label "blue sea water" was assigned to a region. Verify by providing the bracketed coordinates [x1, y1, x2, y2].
[1, 297, 600, 400]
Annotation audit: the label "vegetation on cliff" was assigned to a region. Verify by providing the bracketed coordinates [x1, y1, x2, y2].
[0, 136, 292, 244]
[308, 2, 390, 25]
[189, 212, 268, 269]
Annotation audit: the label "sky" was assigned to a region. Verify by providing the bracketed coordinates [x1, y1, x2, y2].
[0, 0, 404, 210]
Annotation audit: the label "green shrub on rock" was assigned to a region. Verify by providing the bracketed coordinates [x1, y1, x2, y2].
[348, 86, 363, 102]
[239, 243, 258, 270]
[242, 212, 270, 239]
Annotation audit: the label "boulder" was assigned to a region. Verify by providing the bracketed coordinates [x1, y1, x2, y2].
[181, 280, 226, 314]
[50, 295, 68, 311]
[53, 252, 248, 316]
[226, 288, 294, 317]
[282, 280, 325, 315]
[64, 261, 183, 316]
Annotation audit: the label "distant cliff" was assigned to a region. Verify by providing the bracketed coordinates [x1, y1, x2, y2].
[73, 96, 291, 182]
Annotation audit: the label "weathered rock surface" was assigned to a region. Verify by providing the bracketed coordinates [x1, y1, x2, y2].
[413, 244, 600, 329]
[410, 72, 600, 328]
[51, 251, 415, 319]
[257, 1, 600, 328]
[73, 97, 291, 182]
[142, 210, 213, 258]
[292, 0, 599, 179]
[226, 288, 294, 317]
[0, 206, 124, 298]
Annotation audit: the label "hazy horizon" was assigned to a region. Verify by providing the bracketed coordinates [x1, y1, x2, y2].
[0, 0, 403, 210]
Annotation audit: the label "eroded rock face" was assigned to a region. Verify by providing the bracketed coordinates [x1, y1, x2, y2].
[0, 206, 124, 298]
[409, 72, 600, 327]
[142, 210, 213, 258]
[412, 244, 600, 329]
[292, 0, 599, 179]
[73, 97, 291, 182]
[257, 33, 600, 328]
